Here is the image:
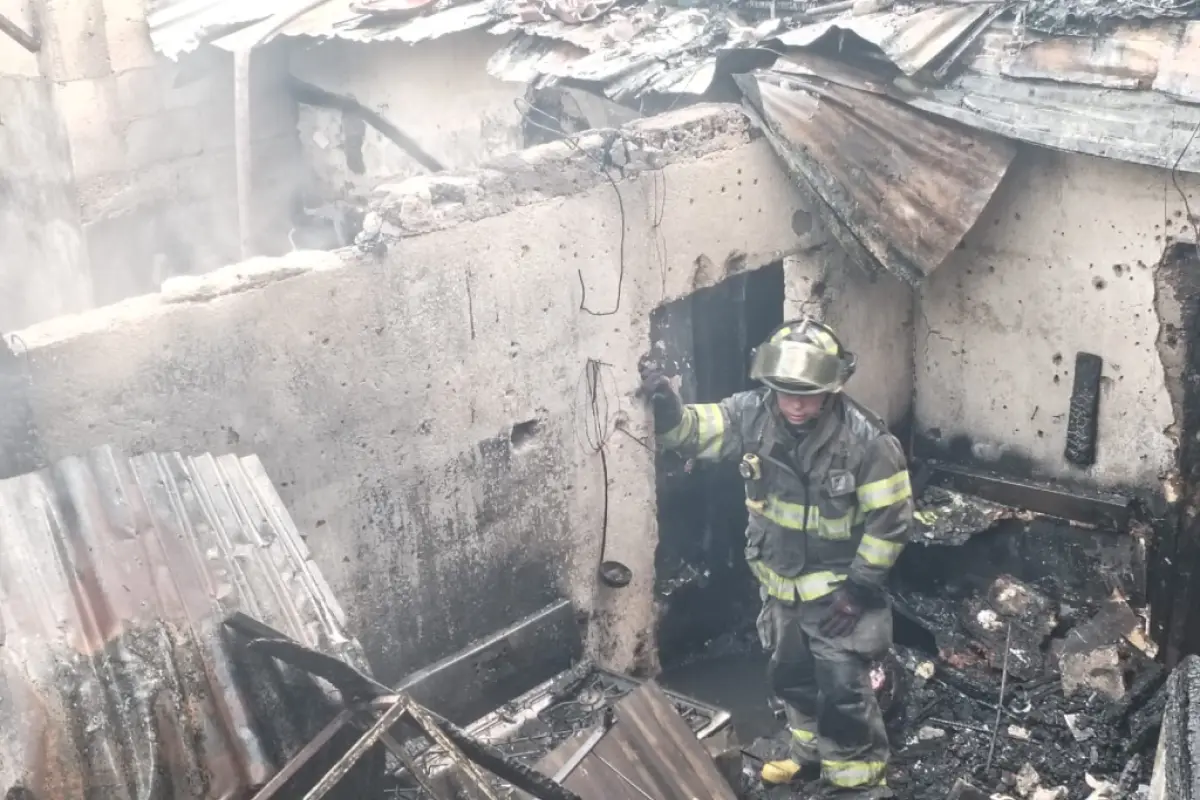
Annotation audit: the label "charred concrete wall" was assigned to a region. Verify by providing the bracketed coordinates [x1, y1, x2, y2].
[916, 148, 1199, 493]
[14, 105, 913, 683]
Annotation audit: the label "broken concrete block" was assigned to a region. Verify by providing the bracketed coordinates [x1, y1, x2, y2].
[1061, 645, 1125, 700]
[1007, 724, 1031, 741]
[1064, 713, 1095, 742]
[1084, 773, 1118, 799]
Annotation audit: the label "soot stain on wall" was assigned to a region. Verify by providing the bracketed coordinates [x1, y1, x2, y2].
[352, 423, 570, 685]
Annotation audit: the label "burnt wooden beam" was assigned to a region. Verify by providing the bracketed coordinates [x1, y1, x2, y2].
[927, 461, 1131, 530]
[287, 75, 445, 174]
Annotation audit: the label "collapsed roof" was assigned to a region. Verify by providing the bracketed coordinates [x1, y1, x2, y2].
[148, 0, 1200, 283]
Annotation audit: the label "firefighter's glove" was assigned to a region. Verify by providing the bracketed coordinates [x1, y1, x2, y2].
[637, 359, 683, 434]
[819, 588, 865, 638]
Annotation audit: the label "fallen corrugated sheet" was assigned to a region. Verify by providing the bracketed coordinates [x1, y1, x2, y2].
[1023, 0, 1200, 35]
[771, 12, 1200, 174]
[148, 0, 289, 59]
[737, 59, 1015, 284]
[0, 445, 378, 798]
[530, 681, 736, 800]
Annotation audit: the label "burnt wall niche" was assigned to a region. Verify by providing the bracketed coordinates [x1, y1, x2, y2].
[649, 262, 784, 667]
[1151, 241, 1200, 665]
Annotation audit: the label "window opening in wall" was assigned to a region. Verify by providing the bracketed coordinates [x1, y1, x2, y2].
[648, 261, 784, 670]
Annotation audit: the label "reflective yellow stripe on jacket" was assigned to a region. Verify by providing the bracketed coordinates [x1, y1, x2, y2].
[856, 470, 912, 512]
[747, 496, 859, 541]
[749, 561, 844, 602]
[660, 404, 725, 459]
[851, 469, 912, 569]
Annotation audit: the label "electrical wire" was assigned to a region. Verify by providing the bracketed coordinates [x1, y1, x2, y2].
[513, 96, 656, 318]
[573, 359, 620, 573]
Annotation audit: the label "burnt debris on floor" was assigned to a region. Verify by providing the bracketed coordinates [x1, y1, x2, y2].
[734, 465, 1164, 800]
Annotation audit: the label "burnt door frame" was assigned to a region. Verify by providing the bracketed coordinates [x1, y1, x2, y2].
[650, 263, 784, 666]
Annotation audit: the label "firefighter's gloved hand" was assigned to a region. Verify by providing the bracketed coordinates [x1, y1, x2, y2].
[819, 588, 864, 638]
[637, 358, 683, 434]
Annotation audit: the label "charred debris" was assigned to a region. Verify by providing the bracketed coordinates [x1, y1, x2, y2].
[0, 448, 1193, 800]
[734, 462, 1167, 800]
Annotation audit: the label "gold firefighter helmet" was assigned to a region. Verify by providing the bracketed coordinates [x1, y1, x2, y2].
[749, 318, 857, 396]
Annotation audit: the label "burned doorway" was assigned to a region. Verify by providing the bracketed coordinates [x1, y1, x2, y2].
[650, 262, 784, 667]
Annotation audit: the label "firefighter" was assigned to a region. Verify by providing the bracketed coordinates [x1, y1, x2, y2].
[639, 318, 912, 798]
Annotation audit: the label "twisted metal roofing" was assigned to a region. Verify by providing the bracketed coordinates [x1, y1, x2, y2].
[0, 445, 373, 799]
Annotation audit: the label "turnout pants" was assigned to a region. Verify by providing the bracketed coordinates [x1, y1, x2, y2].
[758, 592, 892, 794]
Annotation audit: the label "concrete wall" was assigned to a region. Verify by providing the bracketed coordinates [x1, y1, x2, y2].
[784, 250, 914, 428]
[35, 0, 305, 309]
[15, 105, 914, 683]
[0, 0, 93, 329]
[916, 148, 1198, 492]
[0, 75, 92, 331]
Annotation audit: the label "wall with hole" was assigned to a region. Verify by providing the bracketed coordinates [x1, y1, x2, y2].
[16, 106, 858, 683]
[915, 147, 1200, 492]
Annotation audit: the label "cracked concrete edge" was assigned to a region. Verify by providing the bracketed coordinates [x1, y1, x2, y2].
[14, 104, 762, 350]
[13, 249, 359, 348]
[361, 103, 760, 239]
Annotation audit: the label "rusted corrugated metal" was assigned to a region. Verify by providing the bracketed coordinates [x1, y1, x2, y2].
[898, 21, 1200, 174]
[737, 60, 1015, 285]
[0, 445, 374, 799]
[775, 3, 999, 76]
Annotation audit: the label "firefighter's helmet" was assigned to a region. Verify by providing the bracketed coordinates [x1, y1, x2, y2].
[749, 318, 857, 396]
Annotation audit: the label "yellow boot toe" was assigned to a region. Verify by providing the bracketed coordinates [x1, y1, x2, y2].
[761, 758, 803, 785]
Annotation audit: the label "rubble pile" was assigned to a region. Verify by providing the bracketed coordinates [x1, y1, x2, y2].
[742, 573, 1164, 800]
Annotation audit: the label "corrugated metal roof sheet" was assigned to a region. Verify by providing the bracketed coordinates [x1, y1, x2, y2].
[737, 58, 1015, 285]
[774, 3, 997, 76]
[0, 445, 376, 798]
[148, 0, 289, 59]
[1023, 0, 1200, 35]
[894, 21, 1200, 174]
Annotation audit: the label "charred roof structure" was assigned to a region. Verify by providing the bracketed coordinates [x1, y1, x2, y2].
[145, 0, 1200, 286]
[0, 445, 380, 798]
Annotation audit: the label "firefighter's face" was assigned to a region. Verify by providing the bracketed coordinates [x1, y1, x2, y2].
[776, 392, 825, 425]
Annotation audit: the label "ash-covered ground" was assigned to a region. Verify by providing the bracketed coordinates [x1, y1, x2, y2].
[728, 490, 1163, 800]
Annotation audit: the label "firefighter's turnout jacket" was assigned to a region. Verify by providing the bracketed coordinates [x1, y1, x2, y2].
[659, 388, 913, 609]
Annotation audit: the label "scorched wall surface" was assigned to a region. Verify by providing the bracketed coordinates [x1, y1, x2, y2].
[917, 148, 1196, 492]
[14, 105, 914, 683]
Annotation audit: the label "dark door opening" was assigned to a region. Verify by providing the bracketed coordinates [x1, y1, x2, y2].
[649, 262, 784, 667]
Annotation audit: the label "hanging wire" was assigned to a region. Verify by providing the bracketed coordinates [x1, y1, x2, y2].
[573, 358, 621, 572]
[512, 95, 680, 318]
